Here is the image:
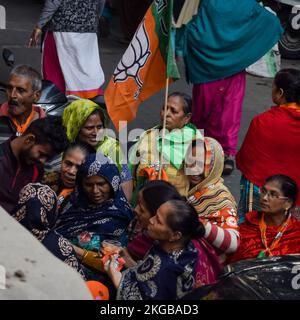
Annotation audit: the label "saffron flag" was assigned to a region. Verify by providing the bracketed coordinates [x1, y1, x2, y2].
[104, 0, 180, 131]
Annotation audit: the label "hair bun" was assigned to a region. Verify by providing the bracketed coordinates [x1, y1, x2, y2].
[192, 222, 205, 239]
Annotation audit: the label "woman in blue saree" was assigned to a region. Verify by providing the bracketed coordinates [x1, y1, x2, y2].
[106, 199, 206, 300]
[55, 152, 133, 259]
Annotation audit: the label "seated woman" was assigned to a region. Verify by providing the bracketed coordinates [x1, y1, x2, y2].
[186, 137, 240, 262]
[62, 99, 133, 201]
[236, 68, 300, 223]
[54, 153, 133, 267]
[122, 180, 222, 289]
[106, 199, 219, 300]
[129, 92, 202, 202]
[227, 175, 300, 264]
[12, 183, 84, 277]
[124, 180, 184, 263]
[42, 143, 88, 212]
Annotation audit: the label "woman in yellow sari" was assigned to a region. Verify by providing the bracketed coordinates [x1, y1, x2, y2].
[186, 137, 240, 262]
[129, 92, 202, 203]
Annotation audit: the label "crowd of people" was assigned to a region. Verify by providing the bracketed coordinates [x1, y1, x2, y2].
[1, 0, 300, 300]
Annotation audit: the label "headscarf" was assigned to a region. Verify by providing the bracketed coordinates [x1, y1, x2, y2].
[62, 99, 107, 143]
[55, 153, 133, 241]
[62, 99, 123, 172]
[12, 183, 83, 275]
[187, 137, 236, 216]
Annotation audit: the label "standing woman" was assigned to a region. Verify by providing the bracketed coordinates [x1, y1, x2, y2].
[236, 69, 300, 223]
[180, 0, 282, 174]
[29, 0, 104, 98]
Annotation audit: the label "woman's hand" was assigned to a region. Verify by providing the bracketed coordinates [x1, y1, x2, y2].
[105, 254, 122, 288]
[28, 26, 42, 47]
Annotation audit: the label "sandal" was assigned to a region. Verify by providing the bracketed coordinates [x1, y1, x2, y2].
[223, 155, 235, 175]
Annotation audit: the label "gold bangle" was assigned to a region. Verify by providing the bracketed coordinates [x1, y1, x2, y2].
[82, 249, 89, 261]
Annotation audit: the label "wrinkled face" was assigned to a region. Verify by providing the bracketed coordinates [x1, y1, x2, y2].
[78, 113, 104, 148]
[82, 175, 112, 205]
[61, 149, 86, 188]
[185, 145, 205, 187]
[147, 202, 174, 241]
[6, 75, 40, 117]
[20, 142, 54, 166]
[260, 180, 292, 215]
[160, 96, 191, 131]
[134, 191, 153, 229]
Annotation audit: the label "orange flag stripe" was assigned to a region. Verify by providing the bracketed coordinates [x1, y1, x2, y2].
[104, 7, 168, 131]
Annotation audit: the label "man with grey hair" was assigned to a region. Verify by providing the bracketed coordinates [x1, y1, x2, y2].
[0, 64, 46, 143]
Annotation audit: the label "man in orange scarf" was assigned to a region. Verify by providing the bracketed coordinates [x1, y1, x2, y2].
[0, 65, 46, 144]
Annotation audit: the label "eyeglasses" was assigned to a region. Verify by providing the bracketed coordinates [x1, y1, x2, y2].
[260, 187, 288, 200]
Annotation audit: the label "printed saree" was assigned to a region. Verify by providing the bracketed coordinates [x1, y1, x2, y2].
[117, 242, 198, 300]
[12, 183, 84, 276]
[55, 153, 133, 249]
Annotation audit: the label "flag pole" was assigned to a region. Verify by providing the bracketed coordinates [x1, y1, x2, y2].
[158, 77, 170, 179]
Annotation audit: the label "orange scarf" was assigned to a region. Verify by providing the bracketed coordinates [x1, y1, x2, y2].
[281, 103, 300, 112]
[57, 188, 74, 208]
[10, 108, 35, 135]
[258, 212, 291, 257]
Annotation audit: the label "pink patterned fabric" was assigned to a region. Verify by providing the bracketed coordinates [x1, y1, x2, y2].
[192, 238, 223, 288]
[192, 71, 246, 156]
[127, 231, 153, 260]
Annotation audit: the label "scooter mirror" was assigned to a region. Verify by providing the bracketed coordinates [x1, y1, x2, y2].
[2, 48, 14, 67]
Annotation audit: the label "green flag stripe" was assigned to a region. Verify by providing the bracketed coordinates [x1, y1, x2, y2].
[151, 0, 180, 79]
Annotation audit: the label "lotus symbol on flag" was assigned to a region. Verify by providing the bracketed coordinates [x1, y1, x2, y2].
[113, 20, 151, 92]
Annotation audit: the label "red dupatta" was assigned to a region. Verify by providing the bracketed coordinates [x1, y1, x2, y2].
[236, 104, 300, 205]
[227, 211, 300, 264]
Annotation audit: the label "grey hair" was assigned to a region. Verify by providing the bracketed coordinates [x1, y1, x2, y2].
[62, 142, 89, 160]
[168, 91, 192, 115]
[10, 64, 42, 92]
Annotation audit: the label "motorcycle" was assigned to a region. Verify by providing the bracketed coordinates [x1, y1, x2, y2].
[263, 0, 300, 59]
[0, 48, 106, 116]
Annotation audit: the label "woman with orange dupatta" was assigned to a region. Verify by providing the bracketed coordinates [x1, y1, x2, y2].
[227, 175, 300, 264]
[236, 68, 300, 224]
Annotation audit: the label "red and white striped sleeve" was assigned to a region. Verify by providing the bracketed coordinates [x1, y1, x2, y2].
[204, 222, 240, 254]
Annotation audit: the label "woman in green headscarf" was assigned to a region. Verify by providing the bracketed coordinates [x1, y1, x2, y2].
[62, 99, 133, 201]
[129, 92, 202, 204]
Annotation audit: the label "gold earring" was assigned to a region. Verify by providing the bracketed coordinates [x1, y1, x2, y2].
[285, 208, 289, 216]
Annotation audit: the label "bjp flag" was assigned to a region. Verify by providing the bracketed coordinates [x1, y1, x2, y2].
[104, 0, 180, 131]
